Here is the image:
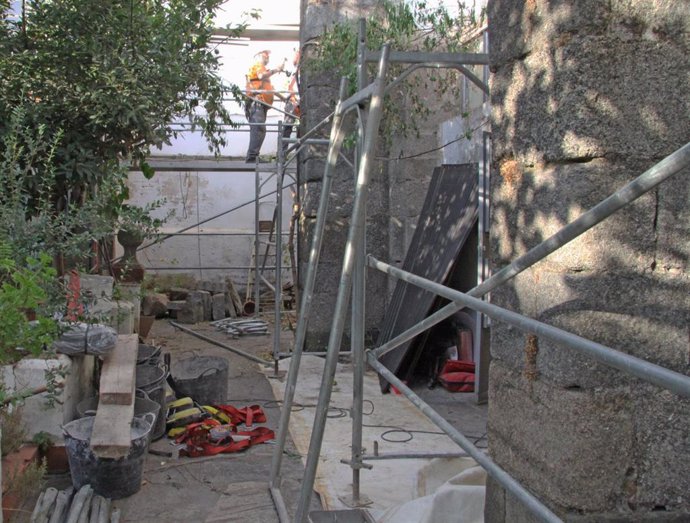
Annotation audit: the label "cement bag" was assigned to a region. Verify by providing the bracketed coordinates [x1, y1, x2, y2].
[52, 323, 117, 356]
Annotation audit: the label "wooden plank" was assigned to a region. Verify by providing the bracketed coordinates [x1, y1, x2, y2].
[98, 335, 137, 405]
[90, 403, 135, 458]
[91, 335, 137, 458]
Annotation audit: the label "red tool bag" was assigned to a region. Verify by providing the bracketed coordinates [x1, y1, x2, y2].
[437, 360, 475, 392]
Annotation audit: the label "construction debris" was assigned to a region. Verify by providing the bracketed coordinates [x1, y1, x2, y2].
[210, 318, 269, 338]
[31, 485, 116, 523]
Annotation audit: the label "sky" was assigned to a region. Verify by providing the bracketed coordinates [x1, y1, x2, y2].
[215, 0, 300, 28]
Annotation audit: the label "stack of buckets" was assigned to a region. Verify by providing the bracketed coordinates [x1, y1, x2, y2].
[62, 344, 168, 499]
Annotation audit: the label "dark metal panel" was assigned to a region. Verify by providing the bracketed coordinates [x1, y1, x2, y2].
[377, 164, 479, 391]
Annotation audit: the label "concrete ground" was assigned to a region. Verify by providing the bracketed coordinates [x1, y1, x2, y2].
[28, 315, 487, 522]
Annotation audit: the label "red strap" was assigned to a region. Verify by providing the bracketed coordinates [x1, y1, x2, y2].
[174, 405, 275, 458]
[214, 404, 267, 428]
[181, 427, 275, 457]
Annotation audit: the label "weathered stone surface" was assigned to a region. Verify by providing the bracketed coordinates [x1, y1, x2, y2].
[490, 1, 690, 167]
[490, 159, 660, 272]
[9, 354, 95, 440]
[488, 373, 690, 522]
[489, 269, 689, 388]
[167, 300, 186, 311]
[187, 290, 212, 321]
[488, 3, 690, 518]
[488, 1, 690, 72]
[212, 293, 226, 321]
[488, 362, 635, 513]
[168, 287, 191, 301]
[177, 291, 207, 324]
[299, 0, 408, 352]
[199, 279, 226, 294]
[142, 293, 169, 318]
[631, 386, 690, 510]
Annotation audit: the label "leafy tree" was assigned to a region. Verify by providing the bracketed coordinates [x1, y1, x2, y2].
[308, 0, 485, 138]
[0, 0, 247, 200]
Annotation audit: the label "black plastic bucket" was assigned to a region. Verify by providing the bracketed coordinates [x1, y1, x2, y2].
[171, 356, 228, 405]
[76, 394, 161, 443]
[135, 365, 167, 440]
[137, 343, 162, 366]
[62, 415, 152, 499]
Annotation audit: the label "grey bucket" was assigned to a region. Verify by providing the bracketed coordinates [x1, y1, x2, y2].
[171, 356, 228, 405]
[76, 394, 161, 442]
[63, 415, 153, 499]
[137, 343, 162, 366]
[135, 364, 168, 440]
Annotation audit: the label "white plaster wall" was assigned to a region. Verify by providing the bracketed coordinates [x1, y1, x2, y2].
[125, 169, 295, 287]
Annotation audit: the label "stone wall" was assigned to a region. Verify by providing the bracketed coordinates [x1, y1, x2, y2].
[298, 0, 471, 350]
[299, 0, 392, 350]
[487, 1, 690, 520]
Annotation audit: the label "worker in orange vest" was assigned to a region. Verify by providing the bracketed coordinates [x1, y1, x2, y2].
[281, 49, 301, 156]
[245, 50, 284, 163]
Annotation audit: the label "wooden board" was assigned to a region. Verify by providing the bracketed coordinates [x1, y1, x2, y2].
[98, 334, 137, 405]
[91, 403, 135, 458]
[91, 335, 137, 458]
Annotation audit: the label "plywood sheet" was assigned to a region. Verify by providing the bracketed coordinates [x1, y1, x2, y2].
[377, 164, 478, 391]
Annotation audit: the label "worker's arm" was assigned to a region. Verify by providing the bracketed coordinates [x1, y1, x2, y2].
[257, 63, 284, 80]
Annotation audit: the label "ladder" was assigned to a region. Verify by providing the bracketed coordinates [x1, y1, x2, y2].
[246, 162, 295, 318]
[245, 215, 278, 313]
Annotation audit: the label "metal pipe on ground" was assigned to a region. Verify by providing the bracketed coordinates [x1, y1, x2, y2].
[168, 321, 268, 366]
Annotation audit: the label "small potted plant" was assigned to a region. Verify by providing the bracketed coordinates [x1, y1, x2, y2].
[32, 431, 68, 474]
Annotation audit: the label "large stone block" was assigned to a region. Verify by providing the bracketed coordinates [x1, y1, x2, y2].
[491, 40, 689, 163]
[487, 362, 634, 513]
[488, 1, 690, 70]
[177, 291, 207, 324]
[212, 293, 226, 321]
[631, 385, 690, 510]
[142, 292, 169, 318]
[489, 269, 688, 388]
[109, 300, 135, 335]
[490, 2, 690, 165]
[487, 364, 690, 521]
[490, 159, 659, 272]
[7, 354, 95, 440]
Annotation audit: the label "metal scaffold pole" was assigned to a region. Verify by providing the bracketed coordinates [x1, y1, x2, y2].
[293, 44, 391, 523]
[268, 79, 351, 516]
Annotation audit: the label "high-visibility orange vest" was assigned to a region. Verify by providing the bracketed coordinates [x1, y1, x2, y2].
[246, 63, 274, 106]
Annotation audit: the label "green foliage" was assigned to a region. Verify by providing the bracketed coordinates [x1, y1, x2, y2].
[0, 0, 247, 199]
[0, 407, 26, 456]
[31, 430, 54, 454]
[4, 456, 47, 502]
[308, 0, 485, 138]
[0, 243, 60, 364]
[0, 105, 109, 267]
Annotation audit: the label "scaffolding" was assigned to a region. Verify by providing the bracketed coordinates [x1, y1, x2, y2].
[266, 20, 690, 523]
